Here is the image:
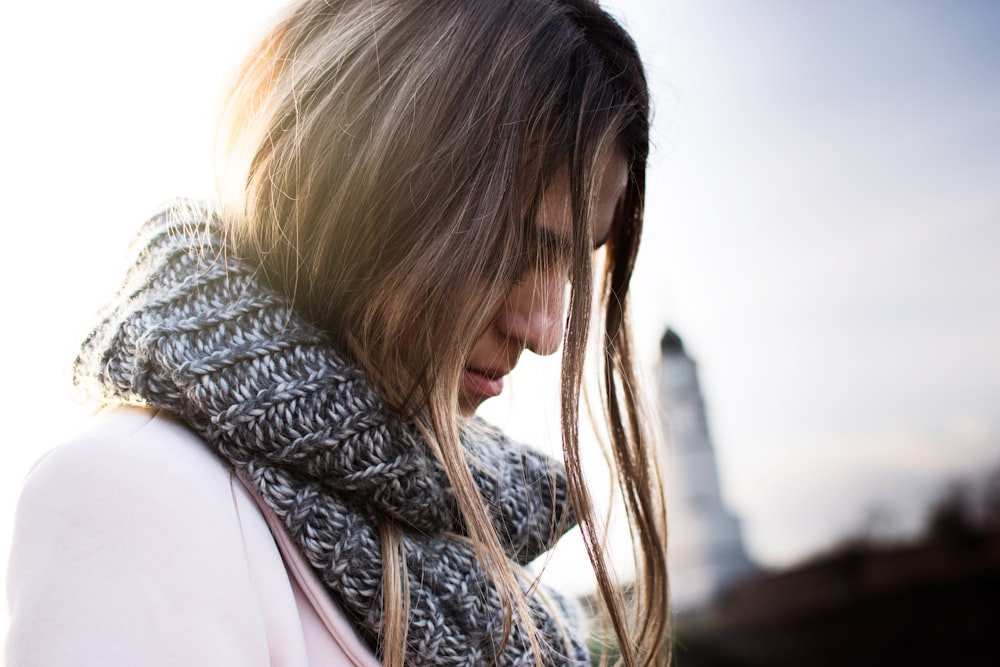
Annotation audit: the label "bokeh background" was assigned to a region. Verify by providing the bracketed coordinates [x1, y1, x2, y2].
[3, 0, 999, 647]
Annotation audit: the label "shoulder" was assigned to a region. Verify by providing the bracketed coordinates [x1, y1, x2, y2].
[8, 407, 381, 667]
[24, 406, 230, 496]
[6, 407, 274, 665]
[14, 407, 249, 558]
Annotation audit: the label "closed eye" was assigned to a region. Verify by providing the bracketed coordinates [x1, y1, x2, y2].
[535, 227, 572, 263]
[533, 226, 606, 261]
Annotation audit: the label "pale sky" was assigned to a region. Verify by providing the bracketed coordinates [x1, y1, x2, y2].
[2, 0, 998, 603]
[633, 0, 1000, 564]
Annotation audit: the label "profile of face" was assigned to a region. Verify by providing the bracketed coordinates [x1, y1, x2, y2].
[459, 148, 629, 415]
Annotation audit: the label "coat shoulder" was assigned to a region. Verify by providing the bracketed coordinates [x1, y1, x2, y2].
[7, 407, 381, 667]
[6, 407, 274, 665]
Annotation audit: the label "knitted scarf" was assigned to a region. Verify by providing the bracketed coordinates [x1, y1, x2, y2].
[73, 201, 590, 666]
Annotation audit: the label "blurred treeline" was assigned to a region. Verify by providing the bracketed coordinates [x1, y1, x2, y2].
[667, 459, 1000, 667]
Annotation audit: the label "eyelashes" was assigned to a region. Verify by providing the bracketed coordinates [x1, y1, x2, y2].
[513, 228, 569, 277]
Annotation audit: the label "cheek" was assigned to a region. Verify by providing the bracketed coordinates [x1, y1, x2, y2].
[516, 265, 569, 312]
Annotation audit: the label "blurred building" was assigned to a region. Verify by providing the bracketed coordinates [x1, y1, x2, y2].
[658, 328, 754, 610]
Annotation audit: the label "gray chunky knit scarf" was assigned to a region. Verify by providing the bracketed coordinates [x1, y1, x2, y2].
[73, 201, 589, 666]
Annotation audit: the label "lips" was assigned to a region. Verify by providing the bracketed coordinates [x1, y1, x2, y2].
[461, 367, 506, 401]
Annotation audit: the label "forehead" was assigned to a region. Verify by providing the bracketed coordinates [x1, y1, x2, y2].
[536, 146, 629, 247]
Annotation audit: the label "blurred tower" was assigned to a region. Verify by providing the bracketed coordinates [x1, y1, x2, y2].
[658, 328, 753, 610]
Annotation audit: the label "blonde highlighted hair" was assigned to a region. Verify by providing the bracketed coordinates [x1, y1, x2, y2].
[216, 0, 668, 664]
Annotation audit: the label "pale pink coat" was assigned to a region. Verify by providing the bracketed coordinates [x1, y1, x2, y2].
[5, 407, 381, 666]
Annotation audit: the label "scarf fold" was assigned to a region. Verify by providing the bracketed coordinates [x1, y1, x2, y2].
[73, 200, 590, 665]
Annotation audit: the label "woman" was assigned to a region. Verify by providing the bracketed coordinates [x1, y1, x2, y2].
[6, 0, 668, 665]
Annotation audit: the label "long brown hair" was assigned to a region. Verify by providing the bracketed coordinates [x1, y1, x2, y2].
[216, 0, 668, 664]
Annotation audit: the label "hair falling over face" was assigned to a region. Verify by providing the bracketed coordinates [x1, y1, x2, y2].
[215, 0, 670, 664]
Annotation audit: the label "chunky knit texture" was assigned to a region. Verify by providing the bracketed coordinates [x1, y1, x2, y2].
[73, 201, 590, 666]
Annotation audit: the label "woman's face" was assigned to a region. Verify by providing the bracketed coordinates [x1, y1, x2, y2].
[459, 148, 629, 415]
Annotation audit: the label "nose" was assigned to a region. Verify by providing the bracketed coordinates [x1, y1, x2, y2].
[494, 269, 567, 356]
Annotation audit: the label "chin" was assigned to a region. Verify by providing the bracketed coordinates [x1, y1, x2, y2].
[457, 399, 479, 418]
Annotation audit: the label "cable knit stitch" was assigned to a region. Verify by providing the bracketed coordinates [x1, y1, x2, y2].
[73, 200, 589, 666]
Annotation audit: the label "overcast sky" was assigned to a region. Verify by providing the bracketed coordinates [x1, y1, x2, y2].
[629, 0, 1000, 564]
[2, 0, 998, 598]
